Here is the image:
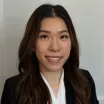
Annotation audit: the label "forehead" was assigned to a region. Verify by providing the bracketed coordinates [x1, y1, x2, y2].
[40, 17, 68, 32]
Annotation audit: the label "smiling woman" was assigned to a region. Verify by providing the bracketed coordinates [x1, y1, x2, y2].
[36, 17, 71, 73]
[1, 4, 99, 104]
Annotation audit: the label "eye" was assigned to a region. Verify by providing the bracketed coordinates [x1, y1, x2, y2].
[39, 35, 49, 40]
[60, 35, 69, 39]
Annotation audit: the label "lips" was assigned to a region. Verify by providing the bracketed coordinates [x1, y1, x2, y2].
[45, 56, 62, 63]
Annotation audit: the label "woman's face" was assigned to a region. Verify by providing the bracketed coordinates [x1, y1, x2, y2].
[35, 17, 71, 72]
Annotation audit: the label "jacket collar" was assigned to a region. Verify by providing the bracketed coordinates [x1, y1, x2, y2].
[64, 76, 75, 104]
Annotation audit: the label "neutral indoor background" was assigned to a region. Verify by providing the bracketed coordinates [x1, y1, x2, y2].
[0, 0, 104, 103]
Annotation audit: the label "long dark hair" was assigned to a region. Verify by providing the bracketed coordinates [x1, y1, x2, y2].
[16, 4, 91, 104]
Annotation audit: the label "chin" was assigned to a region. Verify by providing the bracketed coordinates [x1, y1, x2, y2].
[45, 65, 63, 72]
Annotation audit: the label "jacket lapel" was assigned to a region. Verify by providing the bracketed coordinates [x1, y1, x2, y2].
[64, 77, 75, 104]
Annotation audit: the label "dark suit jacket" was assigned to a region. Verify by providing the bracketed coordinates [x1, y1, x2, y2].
[1, 69, 99, 104]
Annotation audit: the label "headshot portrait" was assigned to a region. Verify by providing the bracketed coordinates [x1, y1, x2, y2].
[0, 1, 103, 104]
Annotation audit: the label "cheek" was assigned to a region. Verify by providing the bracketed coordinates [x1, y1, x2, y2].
[35, 45, 44, 63]
[35, 42, 48, 57]
[63, 41, 71, 56]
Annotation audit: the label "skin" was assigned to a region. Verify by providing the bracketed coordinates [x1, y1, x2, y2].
[35, 17, 71, 97]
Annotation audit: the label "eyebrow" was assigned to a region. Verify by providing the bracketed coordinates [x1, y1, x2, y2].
[39, 30, 69, 34]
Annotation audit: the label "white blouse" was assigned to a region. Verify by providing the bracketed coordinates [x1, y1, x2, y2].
[40, 71, 66, 104]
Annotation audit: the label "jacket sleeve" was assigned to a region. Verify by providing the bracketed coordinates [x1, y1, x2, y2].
[83, 70, 99, 104]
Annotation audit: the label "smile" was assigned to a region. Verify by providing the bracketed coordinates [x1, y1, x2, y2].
[45, 56, 62, 63]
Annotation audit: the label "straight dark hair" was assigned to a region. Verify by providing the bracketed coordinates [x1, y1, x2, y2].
[16, 4, 91, 104]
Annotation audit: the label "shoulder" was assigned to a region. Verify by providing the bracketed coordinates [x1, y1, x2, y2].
[79, 69, 96, 93]
[80, 69, 96, 87]
[5, 74, 21, 89]
[80, 69, 93, 82]
[1, 74, 21, 104]
[80, 69, 99, 104]
[6, 74, 21, 83]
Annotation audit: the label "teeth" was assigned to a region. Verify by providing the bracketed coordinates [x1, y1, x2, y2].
[46, 56, 61, 63]
[49, 58, 60, 60]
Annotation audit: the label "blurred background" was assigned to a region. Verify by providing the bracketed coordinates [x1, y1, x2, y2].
[0, 0, 104, 103]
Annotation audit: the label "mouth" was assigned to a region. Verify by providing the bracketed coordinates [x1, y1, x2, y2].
[45, 56, 63, 64]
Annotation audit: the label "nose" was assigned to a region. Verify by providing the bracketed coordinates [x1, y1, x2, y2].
[49, 38, 60, 52]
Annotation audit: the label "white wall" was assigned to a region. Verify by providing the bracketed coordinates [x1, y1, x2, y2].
[0, 0, 4, 99]
[0, 0, 104, 103]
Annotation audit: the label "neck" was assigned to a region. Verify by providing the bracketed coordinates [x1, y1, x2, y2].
[40, 68, 63, 95]
[41, 69, 63, 84]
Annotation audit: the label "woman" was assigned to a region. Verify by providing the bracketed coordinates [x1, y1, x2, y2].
[1, 4, 99, 104]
